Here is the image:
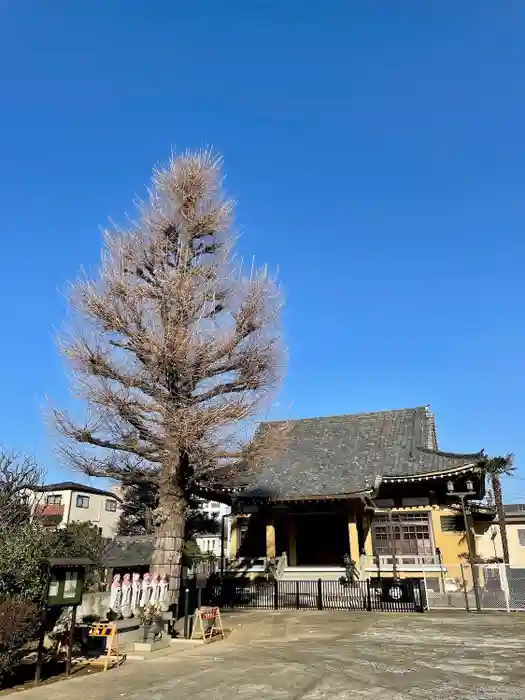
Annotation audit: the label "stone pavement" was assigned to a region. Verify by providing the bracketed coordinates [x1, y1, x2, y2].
[8, 610, 525, 699]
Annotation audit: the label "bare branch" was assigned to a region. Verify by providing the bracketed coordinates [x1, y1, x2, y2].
[0, 447, 44, 528]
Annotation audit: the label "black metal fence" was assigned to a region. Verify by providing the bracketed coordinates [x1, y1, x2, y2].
[186, 576, 425, 614]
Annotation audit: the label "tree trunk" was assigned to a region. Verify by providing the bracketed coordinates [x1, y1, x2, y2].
[492, 474, 509, 564]
[150, 484, 187, 603]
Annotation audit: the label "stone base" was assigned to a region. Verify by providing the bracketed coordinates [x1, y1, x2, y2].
[133, 638, 171, 653]
[170, 637, 205, 646]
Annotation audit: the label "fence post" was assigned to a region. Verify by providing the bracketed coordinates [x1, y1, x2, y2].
[418, 579, 427, 613]
[65, 605, 77, 677]
[422, 570, 430, 611]
[317, 578, 323, 610]
[274, 579, 279, 610]
[183, 588, 190, 638]
[499, 563, 511, 612]
[295, 580, 300, 610]
[366, 579, 372, 611]
[460, 564, 470, 612]
[197, 586, 202, 611]
[471, 562, 482, 613]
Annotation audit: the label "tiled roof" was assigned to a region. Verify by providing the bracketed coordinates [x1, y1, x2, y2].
[242, 406, 482, 501]
[101, 536, 154, 568]
[504, 503, 525, 514]
[34, 481, 122, 501]
[503, 504, 525, 522]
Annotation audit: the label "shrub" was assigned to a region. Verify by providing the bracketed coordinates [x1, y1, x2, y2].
[50, 521, 105, 591]
[0, 521, 106, 601]
[0, 598, 40, 682]
[0, 524, 50, 601]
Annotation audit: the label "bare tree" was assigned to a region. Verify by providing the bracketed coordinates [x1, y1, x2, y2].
[54, 150, 286, 598]
[0, 447, 44, 527]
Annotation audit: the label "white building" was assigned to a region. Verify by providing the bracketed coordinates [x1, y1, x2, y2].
[198, 498, 231, 522]
[194, 533, 223, 558]
[195, 498, 232, 558]
[31, 481, 122, 539]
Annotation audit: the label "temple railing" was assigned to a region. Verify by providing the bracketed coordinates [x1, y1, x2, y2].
[361, 554, 445, 570]
[275, 552, 288, 579]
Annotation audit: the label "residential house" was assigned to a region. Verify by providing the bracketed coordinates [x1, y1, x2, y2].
[31, 481, 122, 538]
[475, 504, 525, 567]
[202, 406, 492, 588]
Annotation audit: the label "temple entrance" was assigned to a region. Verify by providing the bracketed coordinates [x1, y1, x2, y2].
[295, 514, 349, 566]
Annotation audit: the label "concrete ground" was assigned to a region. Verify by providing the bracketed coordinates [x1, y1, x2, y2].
[8, 610, 525, 700]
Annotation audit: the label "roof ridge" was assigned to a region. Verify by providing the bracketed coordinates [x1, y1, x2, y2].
[264, 406, 429, 425]
[38, 480, 90, 488]
[416, 446, 483, 460]
[424, 407, 438, 450]
[34, 480, 121, 500]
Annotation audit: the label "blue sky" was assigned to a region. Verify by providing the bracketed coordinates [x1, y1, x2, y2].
[1, 1, 525, 499]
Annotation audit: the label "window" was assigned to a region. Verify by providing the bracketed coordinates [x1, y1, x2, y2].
[518, 529, 525, 547]
[105, 499, 117, 512]
[440, 515, 464, 532]
[375, 511, 429, 523]
[45, 494, 62, 505]
[372, 511, 433, 555]
[76, 495, 90, 509]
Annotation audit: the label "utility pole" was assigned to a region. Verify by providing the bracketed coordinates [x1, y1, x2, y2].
[388, 510, 399, 580]
[447, 479, 481, 612]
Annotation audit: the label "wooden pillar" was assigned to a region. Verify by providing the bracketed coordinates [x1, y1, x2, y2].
[288, 515, 297, 566]
[229, 517, 238, 559]
[266, 519, 276, 559]
[348, 515, 359, 561]
[363, 516, 374, 556]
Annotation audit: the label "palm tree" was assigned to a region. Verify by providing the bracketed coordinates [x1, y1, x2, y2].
[478, 454, 515, 564]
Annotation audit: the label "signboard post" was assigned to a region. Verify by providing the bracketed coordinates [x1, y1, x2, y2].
[191, 606, 224, 642]
[34, 557, 92, 683]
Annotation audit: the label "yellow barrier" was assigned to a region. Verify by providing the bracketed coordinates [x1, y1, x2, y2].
[89, 622, 123, 671]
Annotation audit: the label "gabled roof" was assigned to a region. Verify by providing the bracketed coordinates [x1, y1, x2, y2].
[241, 406, 482, 501]
[504, 503, 525, 514]
[503, 504, 525, 523]
[101, 536, 154, 568]
[34, 481, 122, 501]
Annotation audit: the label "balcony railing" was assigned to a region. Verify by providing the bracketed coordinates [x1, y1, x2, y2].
[34, 504, 64, 519]
[362, 554, 444, 570]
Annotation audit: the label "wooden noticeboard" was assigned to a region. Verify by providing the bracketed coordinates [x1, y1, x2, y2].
[191, 606, 224, 642]
[47, 566, 87, 607]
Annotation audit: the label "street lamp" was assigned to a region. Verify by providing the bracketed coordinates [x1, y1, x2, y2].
[447, 478, 474, 494]
[446, 478, 481, 612]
